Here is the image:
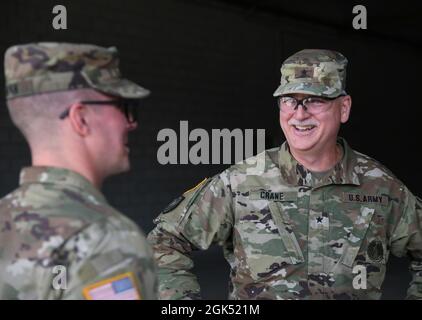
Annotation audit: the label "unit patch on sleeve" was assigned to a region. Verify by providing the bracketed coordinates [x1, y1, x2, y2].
[82, 272, 141, 300]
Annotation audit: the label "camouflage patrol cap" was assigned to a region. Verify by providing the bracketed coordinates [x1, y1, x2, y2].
[273, 49, 348, 98]
[4, 42, 150, 99]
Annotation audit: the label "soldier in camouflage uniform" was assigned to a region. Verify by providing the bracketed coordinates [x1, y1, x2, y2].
[0, 43, 157, 299]
[148, 49, 422, 299]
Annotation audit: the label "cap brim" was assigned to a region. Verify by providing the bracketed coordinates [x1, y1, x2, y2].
[91, 78, 151, 100]
[273, 82, 345, 98]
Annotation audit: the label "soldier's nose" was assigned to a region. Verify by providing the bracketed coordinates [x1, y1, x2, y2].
[293, 105, 311, 120]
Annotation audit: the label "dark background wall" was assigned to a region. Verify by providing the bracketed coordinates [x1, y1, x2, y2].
[1, 0, 421, 299]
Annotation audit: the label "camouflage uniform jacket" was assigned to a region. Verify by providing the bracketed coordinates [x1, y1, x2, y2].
[0, 166, 157, 299]
[148, 138, 422, 300]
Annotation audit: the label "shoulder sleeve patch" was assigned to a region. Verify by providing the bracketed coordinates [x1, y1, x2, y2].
[82, 272, 141, 300]
[161, 195, 185, 214]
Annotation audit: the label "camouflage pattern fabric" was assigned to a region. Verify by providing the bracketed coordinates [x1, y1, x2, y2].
[148, 138, 422, 300]
[4, 42, 150, 99]
[273, 49, 348, 98]
[0, 166, 157, 299]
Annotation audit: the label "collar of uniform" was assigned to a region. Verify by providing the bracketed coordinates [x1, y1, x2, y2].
[278, 137, 361, 188]
[19, 166, 108, 204]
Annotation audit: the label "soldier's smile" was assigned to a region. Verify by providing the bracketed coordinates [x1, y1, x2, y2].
[292, 124, 317, 135]
[123, 137, 130, 154]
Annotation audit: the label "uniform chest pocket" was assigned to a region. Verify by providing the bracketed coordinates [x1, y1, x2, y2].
[335, 204, 389, 291]
[339, 206, 379, 267]
[236, 200, 304, 280]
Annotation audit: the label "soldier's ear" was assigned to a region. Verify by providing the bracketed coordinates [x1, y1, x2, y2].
[340, 95, 352, 123]
[68, 103, 90, 136]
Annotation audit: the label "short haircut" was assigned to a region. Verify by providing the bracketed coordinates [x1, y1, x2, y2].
[7, 89, 102, 145]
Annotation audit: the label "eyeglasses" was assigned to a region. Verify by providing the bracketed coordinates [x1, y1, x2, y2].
[59, 99, 139, 123]
[278, 95, 341, 115]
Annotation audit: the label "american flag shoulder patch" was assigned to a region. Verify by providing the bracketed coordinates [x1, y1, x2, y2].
[82, 272, 141, 300]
